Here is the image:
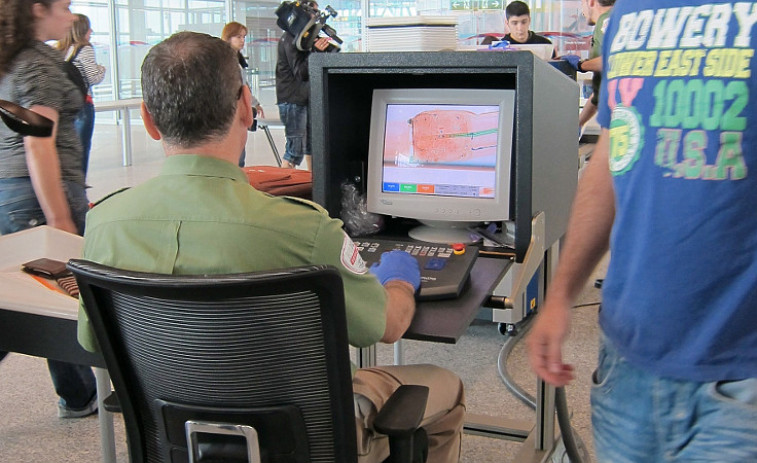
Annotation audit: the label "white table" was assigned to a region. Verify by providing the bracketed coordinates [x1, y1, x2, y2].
[95, 98, 142, 167]
[0, 226, 116, 463]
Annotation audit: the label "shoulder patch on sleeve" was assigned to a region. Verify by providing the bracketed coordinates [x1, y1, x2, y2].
[281, 196, 329, 214]
[340, 232, 368, 274]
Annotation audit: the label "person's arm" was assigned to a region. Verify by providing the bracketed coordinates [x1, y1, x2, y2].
[526, 129, 614, 386]
[578, 56, 602, 73]
[288, 39, 311, 83]
[75, 45, 106, 86]
[288, 37, 331, 82]
[381, 280, 416, 343]
[23, 105, 77, 234]
[250, 94, 265, 119]
[579, 97, 597, 129]
[368, 250, 421, 343]
[562, 55, 602, 73]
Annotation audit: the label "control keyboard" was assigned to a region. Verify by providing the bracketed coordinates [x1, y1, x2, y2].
[354, 237, 479, 300]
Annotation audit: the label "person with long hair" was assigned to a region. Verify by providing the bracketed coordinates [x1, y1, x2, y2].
[56, 13, 106, 179]
[0, 0, 97, 418]
[221, 21, 264, 167]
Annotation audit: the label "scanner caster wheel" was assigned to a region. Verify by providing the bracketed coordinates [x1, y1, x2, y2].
[498, 323, 517, 336]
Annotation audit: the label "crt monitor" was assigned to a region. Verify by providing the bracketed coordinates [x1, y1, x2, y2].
[366, 88, 515, 243]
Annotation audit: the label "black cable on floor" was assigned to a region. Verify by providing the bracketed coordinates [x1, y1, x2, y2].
[556, 386, 584, 463]
[496, 321, 536, 409]
[496, 314, 585, 462]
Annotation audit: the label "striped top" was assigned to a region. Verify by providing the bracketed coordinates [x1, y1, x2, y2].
[0, 41, 84, 185]
[66, 45, 106, 97]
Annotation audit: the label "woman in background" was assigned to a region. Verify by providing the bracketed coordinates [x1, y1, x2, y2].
[222, 21, 264, 167]
[56, 13, 106, 179]
[0, 0, 97, 418]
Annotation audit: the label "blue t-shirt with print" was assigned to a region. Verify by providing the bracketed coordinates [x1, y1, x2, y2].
[597, 0, 757, 382]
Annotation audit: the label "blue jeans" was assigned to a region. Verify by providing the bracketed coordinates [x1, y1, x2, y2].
[591, 333, 757, 462]
[0, 177, 96, 410]
[74, 102, 95, 179]
[277, 102, 310, 166]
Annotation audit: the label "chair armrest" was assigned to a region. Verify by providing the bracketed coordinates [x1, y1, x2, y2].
[373, 385, 429, 437]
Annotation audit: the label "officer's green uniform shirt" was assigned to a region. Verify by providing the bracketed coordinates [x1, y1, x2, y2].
[77, 155, 387, 352]
[589, 10, 611, 106]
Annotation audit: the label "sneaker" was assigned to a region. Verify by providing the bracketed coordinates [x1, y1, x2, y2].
[58, 394, 98, 419]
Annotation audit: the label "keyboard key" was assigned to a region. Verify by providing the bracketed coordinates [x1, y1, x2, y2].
[425, 257, 447, 271]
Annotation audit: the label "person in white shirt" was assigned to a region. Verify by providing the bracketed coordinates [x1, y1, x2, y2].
[56, 13, 105, 179]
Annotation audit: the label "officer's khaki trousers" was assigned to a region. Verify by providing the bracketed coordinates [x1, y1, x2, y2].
[352, 364, 466, 463]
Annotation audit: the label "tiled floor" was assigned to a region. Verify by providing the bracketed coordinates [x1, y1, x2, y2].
[0, 119, 604, 462]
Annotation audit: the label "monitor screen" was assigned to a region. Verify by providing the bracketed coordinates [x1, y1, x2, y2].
[366, 88, 515, 243]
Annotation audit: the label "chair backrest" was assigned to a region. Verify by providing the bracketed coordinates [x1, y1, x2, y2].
[69, 260, 358, 463]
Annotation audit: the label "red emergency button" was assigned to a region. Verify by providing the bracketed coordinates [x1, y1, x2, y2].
[452, 243, 465, 255]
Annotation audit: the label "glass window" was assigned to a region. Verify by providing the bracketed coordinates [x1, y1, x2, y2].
[322, 0, 362, 52]
[75, 0, 225, 100]
[71, 1, 113, 102]
[229, 0, 288, 108]
[72, 0, 595, 104]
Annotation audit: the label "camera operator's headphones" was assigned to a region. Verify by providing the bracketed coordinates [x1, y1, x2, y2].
[275, 1, 341, 52]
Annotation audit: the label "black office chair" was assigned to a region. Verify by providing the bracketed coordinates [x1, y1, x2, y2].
[68, 260, 429, 463]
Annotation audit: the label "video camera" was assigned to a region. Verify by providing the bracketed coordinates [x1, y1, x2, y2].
[275, 1, 342, 53]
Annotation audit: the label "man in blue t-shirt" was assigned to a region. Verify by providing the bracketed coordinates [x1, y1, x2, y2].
[527, 1, 757, 461]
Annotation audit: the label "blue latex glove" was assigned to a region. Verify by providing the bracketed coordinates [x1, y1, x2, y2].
[489, 40, 510, 50]
[369, 250, 421, 292]
[562, 54, 581, 70]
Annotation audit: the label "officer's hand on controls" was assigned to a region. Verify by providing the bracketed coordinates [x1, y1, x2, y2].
[369, 250, 421, 291]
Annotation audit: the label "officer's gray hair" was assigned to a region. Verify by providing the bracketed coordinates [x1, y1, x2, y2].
[141, 32, 243, 148]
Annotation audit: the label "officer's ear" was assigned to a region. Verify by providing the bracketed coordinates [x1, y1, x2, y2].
[141, 103, 162, 141]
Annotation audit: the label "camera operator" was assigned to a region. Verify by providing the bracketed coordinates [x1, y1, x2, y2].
[275, 1, 330, 171]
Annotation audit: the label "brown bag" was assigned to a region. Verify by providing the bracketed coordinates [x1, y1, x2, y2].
[243, 166, 312, 199]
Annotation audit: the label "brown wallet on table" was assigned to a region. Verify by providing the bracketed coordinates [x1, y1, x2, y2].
[22, 258, 79, 298]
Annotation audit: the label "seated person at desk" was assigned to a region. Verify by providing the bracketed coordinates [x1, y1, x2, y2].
[481, 0, 556, 58]
[76, 32, 465, 463]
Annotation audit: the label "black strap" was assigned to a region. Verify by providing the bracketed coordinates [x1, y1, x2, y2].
[237, 51, 248, 69]
[0, 100, 54, 137]
[67, 46, 82, 63]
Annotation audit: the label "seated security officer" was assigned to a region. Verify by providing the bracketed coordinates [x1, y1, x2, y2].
[76, 32, 465, 463]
